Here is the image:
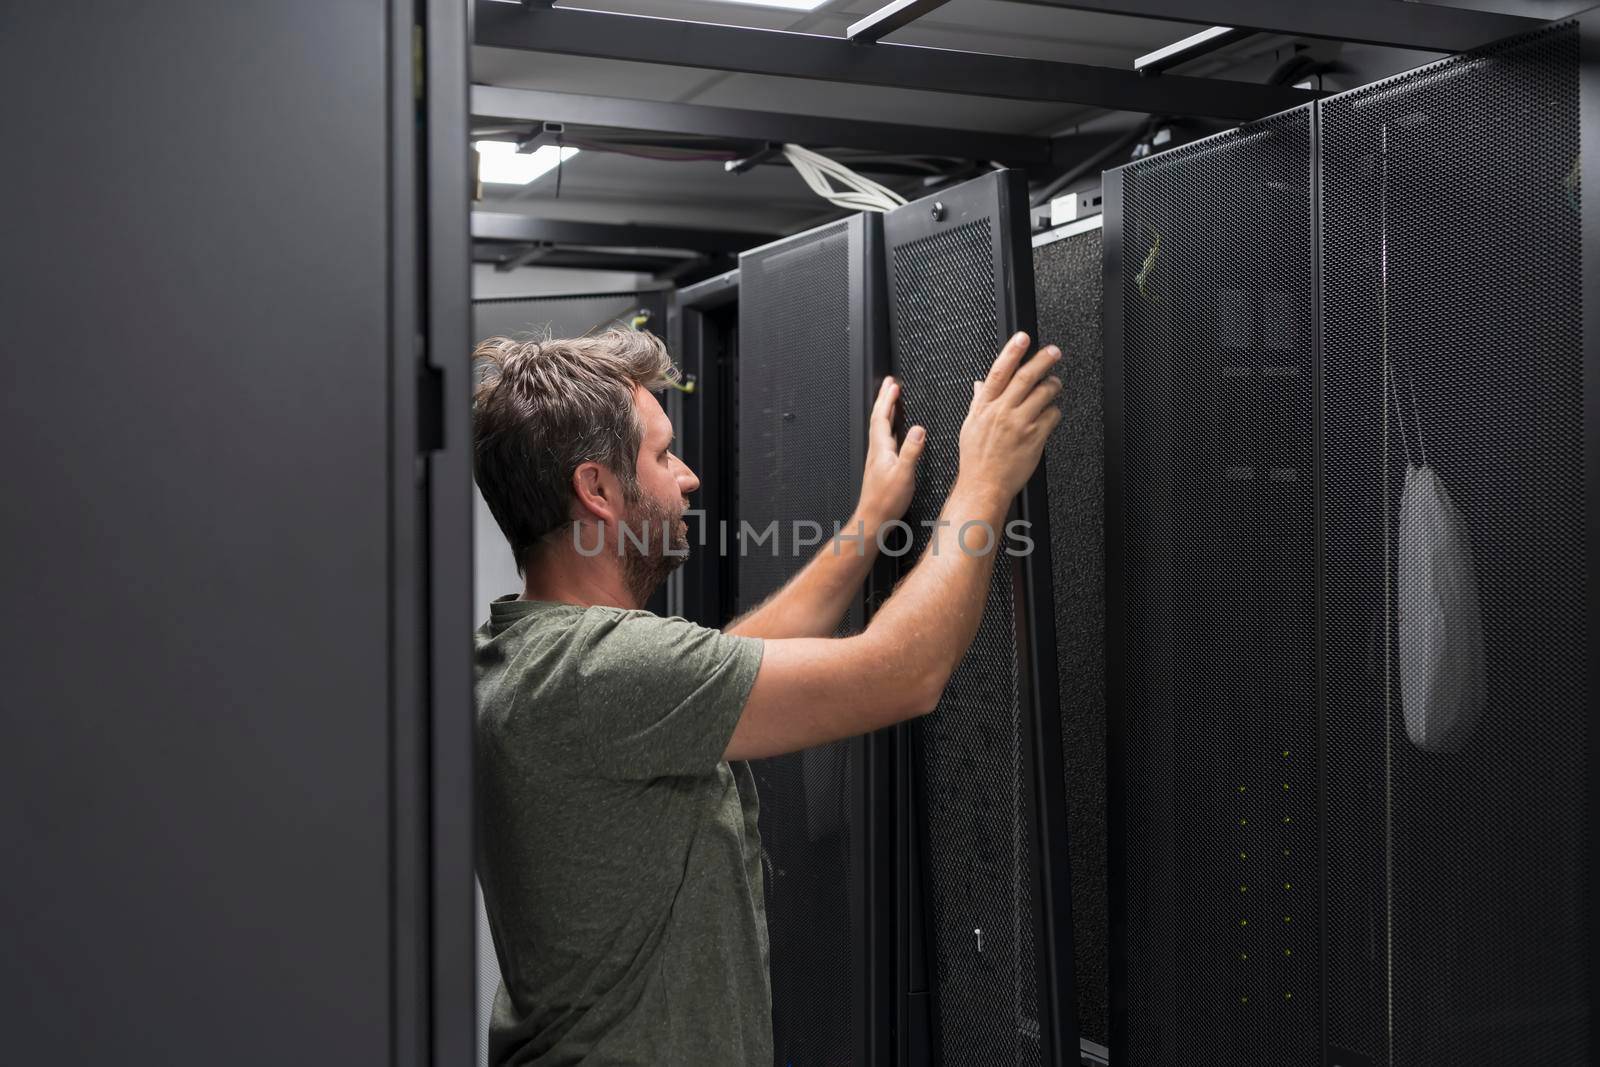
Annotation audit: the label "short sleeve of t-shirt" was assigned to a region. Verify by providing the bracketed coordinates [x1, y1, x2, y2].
[560, 608, 764, 780]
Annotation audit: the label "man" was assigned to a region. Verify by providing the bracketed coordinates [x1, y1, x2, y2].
[473, 327, 1062, 1066]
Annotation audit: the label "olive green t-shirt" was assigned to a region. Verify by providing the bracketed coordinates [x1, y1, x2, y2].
[474, 596, 770, 1067]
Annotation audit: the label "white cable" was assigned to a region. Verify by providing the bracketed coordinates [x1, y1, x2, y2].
[787, 145, 906, 207]
[780, 144, 907, 213]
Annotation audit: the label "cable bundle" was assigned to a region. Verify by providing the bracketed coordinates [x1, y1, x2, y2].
[782, 144, 908, 213]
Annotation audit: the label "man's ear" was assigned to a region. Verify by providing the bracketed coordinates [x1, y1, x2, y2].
[571, 461, 624, 524]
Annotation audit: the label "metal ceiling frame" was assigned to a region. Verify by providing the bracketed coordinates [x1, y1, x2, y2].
[472, 1, 1320, 121]
[471, 85, 1058, 167]
[472, 211, 778, 254]
[989, 0, 1545, 53]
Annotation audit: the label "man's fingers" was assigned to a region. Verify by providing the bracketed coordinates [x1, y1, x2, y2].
[1032, 404, 1064, 437]
[1019, 374, 1063, 420]
[1003, 345, 1062, 404]
[899, 424, 927, 468]
[980, 332, 1032, 398]
[871, 376, 899, 452]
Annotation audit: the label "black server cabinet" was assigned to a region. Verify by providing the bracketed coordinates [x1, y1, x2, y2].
[672, 269, 741, 630]
[1319, 22, 1588, 1066]
[1104, 17, 1596, 1067]
[0, 2, 474, 1066]
[883, 170, 1078, 1067]
[735, 215, 893, 1067]
[1104, 106, 1319, 1067]
[1032, 218, 1109, 1063]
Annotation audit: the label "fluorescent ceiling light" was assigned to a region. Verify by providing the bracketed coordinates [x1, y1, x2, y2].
[474, 140, 579, 185]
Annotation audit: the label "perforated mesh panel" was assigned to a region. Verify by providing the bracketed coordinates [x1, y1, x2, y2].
[738, 219, 867, 1067]
[1033, 226, 1108, 1049]
[889, 210, 1042, 1067]
[1114, 108, 1318, 1065]
[1321, 24, 1588, 1065]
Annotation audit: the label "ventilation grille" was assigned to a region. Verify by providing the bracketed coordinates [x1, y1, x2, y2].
[1033, 226, 1108, 1049]
[1320, 23, 1587, 1065]
[737, 219, 866, 1067]
[890, 214, 1042, 1067]
[1114, 107, 1319, 1066]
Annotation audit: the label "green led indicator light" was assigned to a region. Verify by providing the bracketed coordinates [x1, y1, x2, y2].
[1283, 783, 1290, 790]
[1240, 953, 1248, 961]
[1240, 996, 1249, 1005]
[1285, 992, 1293, 1000]
[1285, 949, 1292, 957]
[1239, 785, 1247, 793]
[1285, 883, 1293, 891]
[1282, 750, 1290, 758]
[1240, 885, 1248, 893]
[1284, 915, 1292, 923]
[1240, 919, 1248, 927]
[1283, 816, 1292, 824]
[1240, 852, 1248, 860]
[1240, 818, 1248, 826]
[1283, 849, 1291, 857]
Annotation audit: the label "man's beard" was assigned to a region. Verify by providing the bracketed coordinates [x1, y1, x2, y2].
[619, 492, 690, 607]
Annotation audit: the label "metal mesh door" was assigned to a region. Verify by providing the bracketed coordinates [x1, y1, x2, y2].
[1033, 224, 1108, 1051]
[737, 216, 878, 1067]
[885, 170, 1060, 1067]
[1108, 107, 1318, 1066]
[1320, 23, 1587, 1066]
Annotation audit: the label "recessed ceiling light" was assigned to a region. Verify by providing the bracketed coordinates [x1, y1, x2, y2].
[474, 140, 579, 185]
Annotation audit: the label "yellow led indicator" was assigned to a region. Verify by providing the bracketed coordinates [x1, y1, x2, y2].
[1285, 992, 1293, 1000]
[1285, 949, 1292, 957]
[1283, 816, 1292, 824]
[1240, 919, 1248, 927]
[1284, 916, 1292, 923]
[1239, 785, 1247, 793]
[1240, 852, 1248, 860]
[1283, 849, 1291, 857]
[1240, 818, 1248, 826]
[1240, 997, 1249, 1005]
[1240, 953, 1248, 961]
[1285, 883, 1293, 891]
[1283, 783, 1290, 790]
[1282, 750, 1290, 758]
[1240, 885, 1248, 893]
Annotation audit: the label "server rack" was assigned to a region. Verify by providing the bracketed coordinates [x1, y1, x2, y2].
[883, 169, 1078, 1067]
[1103, 17, 1595, 1066]
[734, 215, 894, 1067]
[671, 269, 741, 629]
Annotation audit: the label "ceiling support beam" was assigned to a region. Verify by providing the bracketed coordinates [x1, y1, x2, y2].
[472, 1, 1320, 120]
[994, 0, 1545, 53]
[471, 85, 1057, 167]
[1134, 26, 1254, 74]
[472, 212, 778, 255]
[847, 0, 957, 43]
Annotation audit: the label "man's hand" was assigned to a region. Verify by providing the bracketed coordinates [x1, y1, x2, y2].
[957, 332, 1063, 508]
[855, 375, 927, 531]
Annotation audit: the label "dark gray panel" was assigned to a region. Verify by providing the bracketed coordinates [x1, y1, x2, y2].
[0, 3, 396, 1063]
[737, 217, 875, 1067]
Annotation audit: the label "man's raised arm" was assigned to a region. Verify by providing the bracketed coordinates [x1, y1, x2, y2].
[725, 333, 1063, 761]
[724, 374, 925, 640]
